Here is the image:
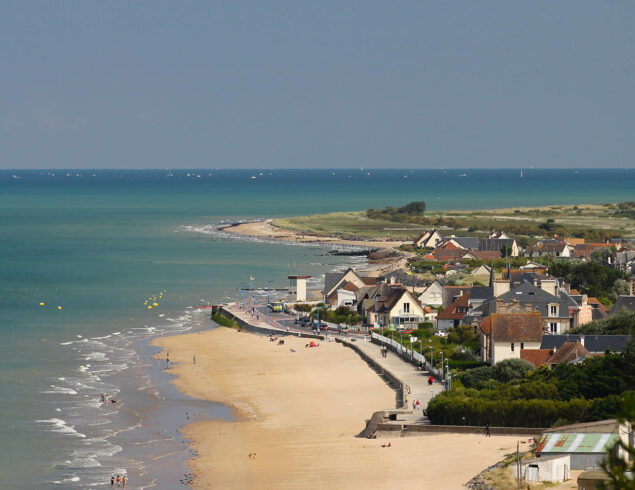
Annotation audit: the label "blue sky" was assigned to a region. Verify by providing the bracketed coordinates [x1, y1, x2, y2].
[1, 1, 634, 169]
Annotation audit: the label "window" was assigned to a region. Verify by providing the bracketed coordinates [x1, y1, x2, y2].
[403, 302, 410, 313]
[511, 342, 515, 352]
[550, 322, 558, 334]
[549, 305, 558, 317]
[521, 342, 524, 350]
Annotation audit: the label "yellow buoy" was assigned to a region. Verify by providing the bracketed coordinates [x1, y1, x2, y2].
[39, 302, 45, 306]
[57, 306, 62, 310]
[147, 305, 152, 309]
[153, 302, 158, 307]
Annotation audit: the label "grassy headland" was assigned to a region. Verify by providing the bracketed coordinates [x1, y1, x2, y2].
[271, 202, 635, 243]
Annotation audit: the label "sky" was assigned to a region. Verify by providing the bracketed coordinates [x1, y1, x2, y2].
[1, 1, 634, 169]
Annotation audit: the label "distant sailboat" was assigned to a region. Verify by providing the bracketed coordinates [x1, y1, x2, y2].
[520, 169, 523, 178]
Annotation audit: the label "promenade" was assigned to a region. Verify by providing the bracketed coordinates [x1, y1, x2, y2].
[220, 302, 443, 425]
[338, 337, 443, 424]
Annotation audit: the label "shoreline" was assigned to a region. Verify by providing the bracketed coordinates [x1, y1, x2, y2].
[153, 326, 521, 489]
[220, 219, 408, 249]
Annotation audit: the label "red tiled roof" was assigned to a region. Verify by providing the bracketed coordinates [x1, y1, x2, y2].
[438, 293, 470, 320]
[587, 297, 609, 313]
[490, 312, 543, 342]
[546, 342, 590, 365]
[520, 349, 553, 368]
[361, 277, 378, 285]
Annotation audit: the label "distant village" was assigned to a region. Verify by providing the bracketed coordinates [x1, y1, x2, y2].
[320, 229, 634, 368]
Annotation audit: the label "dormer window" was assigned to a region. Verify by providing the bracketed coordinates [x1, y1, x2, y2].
[549, 304, 558, 317]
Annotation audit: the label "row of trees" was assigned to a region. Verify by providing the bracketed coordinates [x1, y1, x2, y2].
[547, 260, 629, 301]
[428, 348, 635, 427]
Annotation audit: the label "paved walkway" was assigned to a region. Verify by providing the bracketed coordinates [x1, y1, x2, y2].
[339, 338, 443, 424]
[222, 303, 443, 424]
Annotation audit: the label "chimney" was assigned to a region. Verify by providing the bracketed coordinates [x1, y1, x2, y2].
[390, 276, 396, 284]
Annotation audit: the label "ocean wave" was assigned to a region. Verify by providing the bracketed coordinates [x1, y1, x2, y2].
[36, 418, 86, 438]
[44, 386, 78, 395]
[84, 352, 108, 361]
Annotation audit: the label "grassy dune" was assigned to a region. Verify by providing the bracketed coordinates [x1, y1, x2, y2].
[271, 203, 635, 241]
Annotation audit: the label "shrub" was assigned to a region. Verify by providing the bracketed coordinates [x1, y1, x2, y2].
[492, 358, 535, 383]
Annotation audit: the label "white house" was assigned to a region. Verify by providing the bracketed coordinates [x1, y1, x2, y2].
[414, 229, 444, 249]
[366, 287, 424, 329]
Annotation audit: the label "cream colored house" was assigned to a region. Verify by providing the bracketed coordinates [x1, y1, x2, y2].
[480, 312, 543, 364]
[418, 279, 445, 307]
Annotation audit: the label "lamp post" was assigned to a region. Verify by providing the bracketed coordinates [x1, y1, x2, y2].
[315, 305, 327, 333]
[266, 280, 275, 324]
[445, 358, 451, 390]
[440, 351, 444, 381]
[429, 341, 434, 369]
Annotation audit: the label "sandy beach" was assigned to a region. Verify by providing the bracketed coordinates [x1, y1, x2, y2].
[223, 220, 408, 249]
[154, 327, 521, 489]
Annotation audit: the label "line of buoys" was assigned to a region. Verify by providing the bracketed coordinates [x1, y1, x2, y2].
[39, 302, 45, 306]
[57, 306, 62, 310]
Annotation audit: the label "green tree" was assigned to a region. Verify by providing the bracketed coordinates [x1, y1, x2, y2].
[492, 358, 535, 383]
[601, 391, 635, 489]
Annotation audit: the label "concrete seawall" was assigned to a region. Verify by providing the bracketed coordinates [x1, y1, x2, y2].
[376, 423, 544, 436]
[216, 306, 324, 340]
[335, 337, 405, 407]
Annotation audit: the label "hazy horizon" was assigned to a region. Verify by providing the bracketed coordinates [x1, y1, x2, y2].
[2, 2, 634, 170]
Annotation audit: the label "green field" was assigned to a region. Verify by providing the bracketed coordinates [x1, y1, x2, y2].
[271, 203, 635, 242]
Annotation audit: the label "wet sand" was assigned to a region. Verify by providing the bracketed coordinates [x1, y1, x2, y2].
[223, 220, 408, 249]
[154, 327, 520, 489]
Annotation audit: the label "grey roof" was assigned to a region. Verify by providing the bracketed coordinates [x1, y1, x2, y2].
[592, 308, 608, 321]
[324, 271, 346, 294]
[451, 237, 479, 250]
[379, 270, 424, 287]
[479, 238, 515, 252]
[611, 296, 635, 315]
[468, 286, 494, 301]
[615, 251, 635, 265]
[540, 335, 631, 353]
[541, 239, 560, 245]
[487, 282, 570, 318]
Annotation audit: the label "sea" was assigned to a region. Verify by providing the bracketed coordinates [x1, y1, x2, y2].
[1, 168, 633, 488]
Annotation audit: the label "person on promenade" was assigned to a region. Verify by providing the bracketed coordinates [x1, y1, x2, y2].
[485, 423, 491, 437]
[111, 476, 115, 487]
[428, 376, 433, 385]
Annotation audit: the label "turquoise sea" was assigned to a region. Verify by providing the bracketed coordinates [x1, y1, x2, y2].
[1, 168, 633, 488]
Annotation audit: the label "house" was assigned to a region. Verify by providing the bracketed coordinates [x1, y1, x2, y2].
[323, 268, 376, 306]
[537, 419, 631, 470]
[442, 285, 494, 309]
[333, 282, 359, 308]
[418, 279, 445, 307]
[437, 292, 471, 330]
[483, 282, 573, 334]
[614, 250, 635, 274]
[512, 455, 571, 484]
[520, 262, 549, 272]
[438, 236, 479, 250]
[489, 230, 511, 240]
[572, 243, 612, 260]
[479, 238, 519, 257]
[525, 241, 573, 258]
[610, 295, 635, 315]
[543, 341, 591, 365]
[471, 264, 492, 279]
[539, 334, 631, 354]
[479, 312, 543, 364]
[414, 229, 444, 249]
[361, 283, 424, 329]
[520, 348, 554, 368]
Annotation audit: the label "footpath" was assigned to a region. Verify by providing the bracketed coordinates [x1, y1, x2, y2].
[338, 337, 443, 425]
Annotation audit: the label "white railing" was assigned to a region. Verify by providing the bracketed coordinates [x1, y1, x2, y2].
[371, 332, 426, 365]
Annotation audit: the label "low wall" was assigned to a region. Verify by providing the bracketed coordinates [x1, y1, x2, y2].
[217, 307, 324, 340]
[336, 338, 404, 408]
[376, 423, 544, 436]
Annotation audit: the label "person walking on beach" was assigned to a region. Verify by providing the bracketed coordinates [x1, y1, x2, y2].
[111, 475, 115, 487]
[193, 354, 196, 364]
[116, 474, 121, 486]
[122, 475, 127, 488]
[485, 423, 491, 437]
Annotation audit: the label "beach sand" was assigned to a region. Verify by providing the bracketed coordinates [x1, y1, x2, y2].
[154, 327, 521, 489]
[223, 220, 407, 249]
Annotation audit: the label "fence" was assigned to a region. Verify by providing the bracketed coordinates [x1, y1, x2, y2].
[371, 332, 449, 387]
